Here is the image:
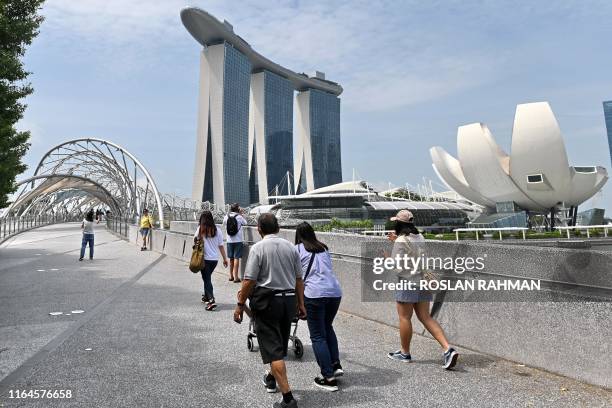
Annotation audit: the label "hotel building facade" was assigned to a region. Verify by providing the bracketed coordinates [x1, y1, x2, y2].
[181, 8, 343, 206]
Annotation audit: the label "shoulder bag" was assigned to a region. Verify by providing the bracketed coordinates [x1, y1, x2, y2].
[189, 227, 205, 273]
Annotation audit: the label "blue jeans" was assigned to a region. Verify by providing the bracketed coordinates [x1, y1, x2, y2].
[200, 260, 218, 300]
[305, 296, 342, 378]
[80, 233, 94, 259]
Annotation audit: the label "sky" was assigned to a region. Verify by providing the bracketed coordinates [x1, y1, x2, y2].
[17, 0, 612, 214]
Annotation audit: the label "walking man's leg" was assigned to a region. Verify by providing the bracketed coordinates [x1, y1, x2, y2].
[79, 235, 86, 260]
[233, 258, 240, 281]
[257, 297, 298, 406]
[270, 360, 290, 393]
[89, 235, 94, 259]
[228, 258, 235, 280]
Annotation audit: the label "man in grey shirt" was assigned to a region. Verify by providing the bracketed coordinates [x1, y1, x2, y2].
[234, 213, 305, 408]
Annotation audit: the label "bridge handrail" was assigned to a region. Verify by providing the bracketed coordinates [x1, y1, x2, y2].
[555, 225, 610, 239]
[0, 214, 73, 244]
[452, 227, 529, 241]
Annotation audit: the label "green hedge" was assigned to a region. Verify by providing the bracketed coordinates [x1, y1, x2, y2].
[314, 218, 374, 232]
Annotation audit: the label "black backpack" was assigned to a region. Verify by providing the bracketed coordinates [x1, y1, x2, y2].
[226, 214, 239, 236]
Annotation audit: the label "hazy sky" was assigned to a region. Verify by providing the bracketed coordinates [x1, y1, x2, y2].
[17, 0, 612, 213]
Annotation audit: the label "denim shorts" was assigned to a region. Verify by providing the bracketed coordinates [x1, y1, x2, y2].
[395, 288, 432, 303]
[226, 242, 243, 259]
[140, 228, 150, 237]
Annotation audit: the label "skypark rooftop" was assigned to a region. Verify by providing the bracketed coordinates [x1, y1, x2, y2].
[180, 7, 343, 96]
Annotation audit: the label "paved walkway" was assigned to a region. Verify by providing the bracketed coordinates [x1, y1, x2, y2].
[0, 224, 610, 407]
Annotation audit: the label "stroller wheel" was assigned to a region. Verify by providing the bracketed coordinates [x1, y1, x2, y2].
[293, 338, 304, 358]
[247, 334, 255, 352]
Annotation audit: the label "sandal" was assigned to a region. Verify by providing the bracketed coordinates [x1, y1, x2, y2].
[206, 302, 217, 311]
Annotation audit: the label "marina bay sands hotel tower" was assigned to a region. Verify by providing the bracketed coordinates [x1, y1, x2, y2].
[181, 7, 343, 206]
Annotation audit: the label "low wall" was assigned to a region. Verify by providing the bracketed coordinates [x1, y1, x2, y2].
[128, 221, 611, 388]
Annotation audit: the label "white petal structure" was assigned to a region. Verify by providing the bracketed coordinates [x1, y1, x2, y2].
[430, 146, 495, 208]
[430, 102, 608, 212]
[457, 123, 542, 210]
[509, 102, 571, 209]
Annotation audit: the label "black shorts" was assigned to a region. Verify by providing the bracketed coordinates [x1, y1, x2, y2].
[254, 295, 296, 364]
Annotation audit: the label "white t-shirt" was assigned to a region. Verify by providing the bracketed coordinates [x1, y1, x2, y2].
[193, 226, 224, 261]
[222, 212, 248, 243]
[82, 220, 95, 235]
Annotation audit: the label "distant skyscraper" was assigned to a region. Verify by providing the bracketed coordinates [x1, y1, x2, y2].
[295, 89, 342, 193]
[249, 70, 294, 203]
[191, 42, 251, 206]
[604, 101, 612, 167]
[182, 7, 343, 204]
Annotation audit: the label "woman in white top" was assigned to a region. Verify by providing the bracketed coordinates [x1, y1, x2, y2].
[193, 210, 228, 311]
[79, 209, 97, 261]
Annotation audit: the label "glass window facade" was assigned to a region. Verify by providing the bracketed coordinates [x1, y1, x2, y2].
[264, 71, 294, 196]
[309, 90, 342, 189]
[222, 43, 252, 205]
[276, 195, 468, 230]
[603, 101, 612, 167]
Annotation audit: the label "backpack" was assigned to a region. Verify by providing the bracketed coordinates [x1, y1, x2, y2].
[226, 214, 239, 236]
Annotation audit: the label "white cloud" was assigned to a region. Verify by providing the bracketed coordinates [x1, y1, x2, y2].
[39, 0, 612, 111]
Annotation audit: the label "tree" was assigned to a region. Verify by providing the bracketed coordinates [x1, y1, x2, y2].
[0, 0, 44, 208]
[384, 189, 424, 201]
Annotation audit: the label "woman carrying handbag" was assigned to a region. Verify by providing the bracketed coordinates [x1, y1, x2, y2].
[193, 211, 228, 311]
[386, 210, 458, 369]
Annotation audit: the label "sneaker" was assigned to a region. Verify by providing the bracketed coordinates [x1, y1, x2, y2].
[206, 301, 217, 311]
[273, 399, 298, 408]
[262, 371, 277, 393]
[332, 362, 344, 377]
[78, 258, 83, 261]
[443, 347, 459, 370]
[201, 295, 209, 303]
[387, 350, 411, 362]
[314, 376, 338, 392]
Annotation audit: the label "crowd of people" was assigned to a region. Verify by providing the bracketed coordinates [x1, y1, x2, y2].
[192, 206, 459, 408]
[78, 204, 459, 408]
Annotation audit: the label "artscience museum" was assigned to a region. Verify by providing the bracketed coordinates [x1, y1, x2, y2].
[430, 102, 608, 228]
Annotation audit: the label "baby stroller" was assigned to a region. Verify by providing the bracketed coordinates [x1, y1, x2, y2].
[245, 309, 304, 358]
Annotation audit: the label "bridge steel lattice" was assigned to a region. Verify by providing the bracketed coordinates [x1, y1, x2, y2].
[2, 138, 165, 226]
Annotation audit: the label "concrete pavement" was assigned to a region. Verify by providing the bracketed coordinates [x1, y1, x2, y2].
[0, 224, 610, 407]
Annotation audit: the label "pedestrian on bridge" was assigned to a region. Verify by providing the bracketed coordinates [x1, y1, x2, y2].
[223, 203, 248, 282]
[139, 209, 154, 251]
[194, 210, 228, 311]
[295, 222, 343, 392]
[79, 209, 96, 261]
[234, 213, 306, 408]
[386, 210, 459, 370]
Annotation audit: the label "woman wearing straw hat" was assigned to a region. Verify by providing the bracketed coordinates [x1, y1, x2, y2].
[386, 209, 459, 370]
